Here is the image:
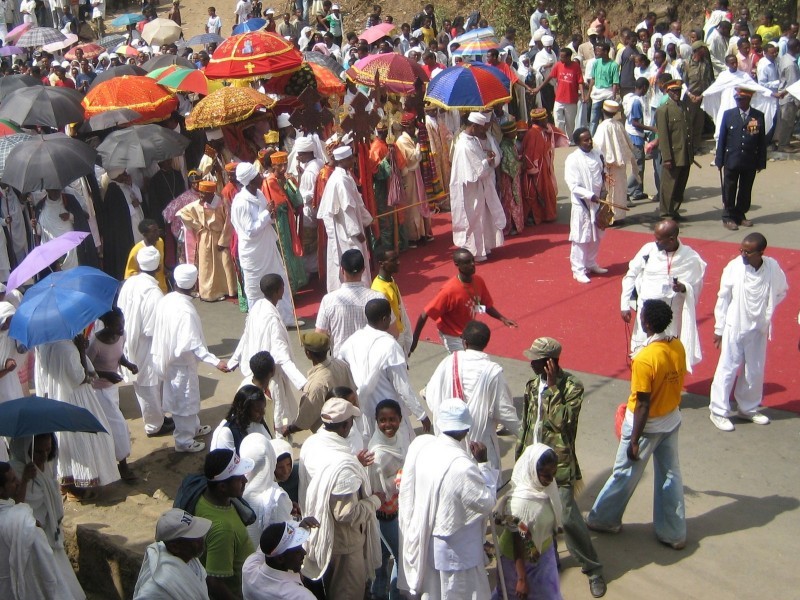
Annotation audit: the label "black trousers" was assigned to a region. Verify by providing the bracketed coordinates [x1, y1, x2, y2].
[722, 167, 756, 224]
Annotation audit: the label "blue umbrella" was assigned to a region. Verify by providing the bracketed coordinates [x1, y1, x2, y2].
[9, 266, 120, 348]
[233, 18, 266, 34]
[0, 396, 108, 437]
[111, 13, 146, 27]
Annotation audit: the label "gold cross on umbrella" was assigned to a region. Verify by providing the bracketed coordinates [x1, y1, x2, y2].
[244, 62, 255, 74]
[289, 86, 333, 135]
[341, 92, 380, 143]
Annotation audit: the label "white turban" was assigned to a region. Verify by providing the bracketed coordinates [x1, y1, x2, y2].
[173, 264, 198, 289]
[437, 398, 473, 432]
[542, 35, 554, 47]
[236, 162, 259, 186]
[276, 113, 292, 128]
[533, 29, 545, 42]
[206, 128, 223, 140]
[294, 136, 315, 152]
[332, 146, 352, 160]
[468, 112, 489, 126]
[136, 245, 161, 272]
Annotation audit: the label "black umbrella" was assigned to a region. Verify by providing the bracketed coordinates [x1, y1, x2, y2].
[304, 51, 344, 76]
[79, 108, 142, 133]
[0, 74, 43, 102]
[99, 34, 129, 49]
[186, 33, 224, 46]
[89, 64, 147, 90]
[0, 133, 97, 193]
[0, 86, 83, 129]
[142, 54, 196, 72]
[97, 124, 190, 170]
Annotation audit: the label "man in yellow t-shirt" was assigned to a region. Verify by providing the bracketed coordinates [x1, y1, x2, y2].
[587, 299, 687, 550]
[371, 246, 412, 355]
[124, 218, 168, 292]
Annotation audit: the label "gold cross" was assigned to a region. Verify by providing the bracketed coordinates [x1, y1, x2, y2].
[244, 62, 255, 74]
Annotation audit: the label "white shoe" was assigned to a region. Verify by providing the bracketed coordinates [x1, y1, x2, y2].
[709, 413, 735, 431]
[738, 411, 770, 425]
[196, 425, 212, 436]
[176, 441, 206, 453]
[589, 266, 609, 274]
[573, 273, 591, 284]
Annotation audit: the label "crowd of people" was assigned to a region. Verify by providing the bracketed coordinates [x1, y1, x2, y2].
[0, 0, 798, 599]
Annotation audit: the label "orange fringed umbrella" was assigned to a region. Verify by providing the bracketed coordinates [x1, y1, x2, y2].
[307, 63, 344, 95]
[82, 76, 177, 125]
[264, 62, 345, 96]
[185, 86, 275, 130]
[204, 31, 302, 81]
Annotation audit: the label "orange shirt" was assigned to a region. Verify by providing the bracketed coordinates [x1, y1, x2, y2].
[424, 275, 493, 336]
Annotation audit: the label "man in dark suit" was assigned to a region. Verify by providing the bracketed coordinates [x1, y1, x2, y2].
[656, 79, 694, 220]
[714, 87, 767, 230]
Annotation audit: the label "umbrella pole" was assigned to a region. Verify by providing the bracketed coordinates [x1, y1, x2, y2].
[272, 212, 303, 348]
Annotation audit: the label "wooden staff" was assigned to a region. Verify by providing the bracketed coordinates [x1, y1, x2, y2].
[599, 199, 631, 211]
[375, 198, 432, 220]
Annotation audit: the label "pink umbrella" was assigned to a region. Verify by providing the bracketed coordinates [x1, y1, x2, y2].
[359, 23, 396, 45]
[5, 23, 31, 45]
[6, 231, 90, 292]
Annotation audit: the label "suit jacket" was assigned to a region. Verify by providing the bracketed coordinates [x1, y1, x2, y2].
[715, 106, 767, 171]
[656, 98, 694, 167]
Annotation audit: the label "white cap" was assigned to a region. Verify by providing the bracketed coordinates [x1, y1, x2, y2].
[533, 29, 545, 42]
[136, 245, 161, 272]
[602, 99, 621, 113]
[61, 60, 70, 68]
[542, 35, 554, 47]
[263, 521, 311, 557]
[173, 264, 198, 289]
[294, 136, 315, 152]
[236, 162, 259, 185]
[468, 112, 489, 126]
[320, 397, 362, 423]
[155, 509, 212, 542]
[437, 398, 472, 432]
[331, 3, 339, 8]
[332, 146, 352, 160]
[206, 128, 223, 141]
[266, 8, 275, 14]
[276, 113, 291, 128]
[209, 451, 256, 482]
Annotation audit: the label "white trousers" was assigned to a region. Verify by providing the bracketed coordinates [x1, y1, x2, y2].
[172, 413, 201, 450]
[133, 383, 164, 434]
[242, 267, 295, 324]
[439, 332, 465, 353]
[554, 101, 578, 140]
[570, 240, 601, 275]
[709, 327, 769, 417]
[94, 387, 131, 462]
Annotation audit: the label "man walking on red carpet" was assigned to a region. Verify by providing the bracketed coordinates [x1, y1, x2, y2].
[409, 249, 517, 354]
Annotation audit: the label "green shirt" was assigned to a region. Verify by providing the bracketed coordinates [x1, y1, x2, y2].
[195, 494, 255, 599]
[591, 58, 620, 90]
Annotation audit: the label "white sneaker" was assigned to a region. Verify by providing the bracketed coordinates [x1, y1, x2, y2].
[709, 413, 735, 432]
[589, 266, 609, 274]
[573, 273, 591, 284]
[738, 412, 770, 425]
[196, 425, 212, 436]
[176, 440, 206, 453]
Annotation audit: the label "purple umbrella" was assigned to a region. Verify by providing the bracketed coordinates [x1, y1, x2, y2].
[6, 231, 90, 292]
[0, 46, 25, 57]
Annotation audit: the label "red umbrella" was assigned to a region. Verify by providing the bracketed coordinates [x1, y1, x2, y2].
[345, 53, 428, 95]
[82, 76, 177, 125]
[205, 31, 302, 81]
[359, 23, 396, 45]
[65, 43, 106, 60]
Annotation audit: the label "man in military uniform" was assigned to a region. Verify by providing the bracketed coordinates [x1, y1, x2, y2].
[714, 87, 767, 230]
[683, 42, 715, 155]
[656, 79, 694, 221]
[517, 337, 607, 598]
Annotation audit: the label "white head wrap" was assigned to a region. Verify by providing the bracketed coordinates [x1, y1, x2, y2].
[206, 128, 223, 140]
[276, 113, 292, 128]
[236, 162, 259, 185]
[173, 264, 198, 289]
[293, 136, 316, 152]
[467, 111, 489, 126]
[542, 35, 554, 47]
[136, 245, 161, 272]
[436, 398, 472, 432]
[332, 146, 352, 160]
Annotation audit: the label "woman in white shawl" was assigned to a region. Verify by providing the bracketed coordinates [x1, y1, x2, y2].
[9, 434, 86, 599]
[239, 433, 293, 549]
[35, 191, 79, 270]
[493, 443, 563, 600]
[0, 302, 25, 403]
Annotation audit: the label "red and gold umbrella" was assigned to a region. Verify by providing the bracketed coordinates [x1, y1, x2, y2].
[185, 86, 275, 130]
[82, 76, 177, 125]
[345, 53, 428, 95]
[65, 43, 106, 60]
[204, 31, 303, 81]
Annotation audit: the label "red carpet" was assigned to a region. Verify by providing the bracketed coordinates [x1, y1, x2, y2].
[294, 214, 800, 413]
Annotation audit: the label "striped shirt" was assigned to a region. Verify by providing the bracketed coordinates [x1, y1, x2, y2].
[315, 282, 385, 355]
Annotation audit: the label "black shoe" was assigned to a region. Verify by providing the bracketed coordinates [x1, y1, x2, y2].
[147, 419, 176, 438]
[589, 575, 607, 598]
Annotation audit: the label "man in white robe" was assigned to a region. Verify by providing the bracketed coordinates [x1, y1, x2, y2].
[566, 127, 606, 283]
[229, 273, 307, 433]
[316, 145, 374, 292]
[117, 246, 172, 437]
[152, 264, 228, 453]
[242, 521, 316, 600]
[399, 400, 498, 599]
[592, 100, 638, 217]
[449, 112, 505, 262]
[299, 399, 382, 599]
[708, 233, 787, 431]
[706, 19, 732, 75]
[230, 162, 295, 325]
[0, 463, 68, 600]
[133, 508, 211, 600]
[424, 321, 519, 476]
[290, 135, 323, 276]
[337, 298, 430, 448]
[621, 219, 707, 371]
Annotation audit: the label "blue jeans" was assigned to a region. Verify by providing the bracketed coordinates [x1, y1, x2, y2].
[371, 517, 400, 599]
[588, 419, 685, 545]
[589, 99, 606, 136]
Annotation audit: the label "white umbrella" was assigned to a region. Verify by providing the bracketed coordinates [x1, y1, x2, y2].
[141, 18, 182, 46]
[42, 33, 78, 53]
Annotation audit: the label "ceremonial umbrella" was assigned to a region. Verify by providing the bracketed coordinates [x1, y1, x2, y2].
[111, 13, 146, 27]
[187, 33, 223, 46]
[266, 62, 344, 96]
[42, 33, 79, 53]
[142, 18, 183, 46]
[424, 63, 511, 110]
[0, 74, 42, 102]
[97, 123, 190, 170]
[17, 27, 66, 48]
[112, 44, 140, 58]
[450, 26, 496, 46]
[4, 23, 31, 45]
[0, 45, 25, 57]
[0, 133, 96, 193]
[186, 86, 275, 130]
[469, 61, 511, 90]
[80, 108, 142, 133]
[142, 54, 195, 72]
[303, 50, 344, 75]
[9, 266, 120, 348]
[0, 120, 22, 136]
[345, 53, 428, 95]
[64, 42, 105, 60]
[6, 231, 90, 292]
[88, 64, 147, 89]
[451, 38, 500, 57]
[359, 22, 396, 45]
[0, 396, 107, 438]
[157, 67, 223, 95]
[0, 134, 33, 178]
[83, 76, 178, 125]
[205, 31, 302, 81]
[233, 18, 266, 35]
[0, 86, 84, 129]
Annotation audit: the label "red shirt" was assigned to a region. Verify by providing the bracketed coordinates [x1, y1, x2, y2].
[424, 275, 494, 336]
[550, 61, 583, 104]
[55, 78, 76, 88]
[422, 63, 445, 78]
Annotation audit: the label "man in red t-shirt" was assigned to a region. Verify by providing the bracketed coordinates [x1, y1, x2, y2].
[410, 249, 518, 353]
[535, 47, 585, 140]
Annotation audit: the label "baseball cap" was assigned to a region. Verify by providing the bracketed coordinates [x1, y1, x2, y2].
[523, 337, 562, 360]
[209, 451, 255, 482]
[320, 397, 361, 424]
[437, 398, 472, 432]
[155, 509, 212, 542]
[261, 521, 310, 556]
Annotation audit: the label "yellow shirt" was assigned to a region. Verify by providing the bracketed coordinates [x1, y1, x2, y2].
[124, 239, 168, 292]
[627, 338, 685, 418]
[755, 24, 781, 43]
[371, 276, 405, 333]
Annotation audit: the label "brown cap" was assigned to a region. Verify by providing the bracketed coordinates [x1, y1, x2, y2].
[301, 331, 330, 353]
[523, 337, 562, 360]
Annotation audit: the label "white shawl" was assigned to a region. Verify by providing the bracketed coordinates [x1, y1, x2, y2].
[368, 428, 407, 497]
[117, 273, 163, 385]
[132, 542, 209, 600]
[151, 292, 207, 376]
[701, 70, 776, 140]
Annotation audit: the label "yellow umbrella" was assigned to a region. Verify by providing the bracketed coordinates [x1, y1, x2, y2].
[185, 86, 275, 130]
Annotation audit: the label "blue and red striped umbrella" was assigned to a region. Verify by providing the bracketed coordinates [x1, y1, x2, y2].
[424, 63, 511, 111]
